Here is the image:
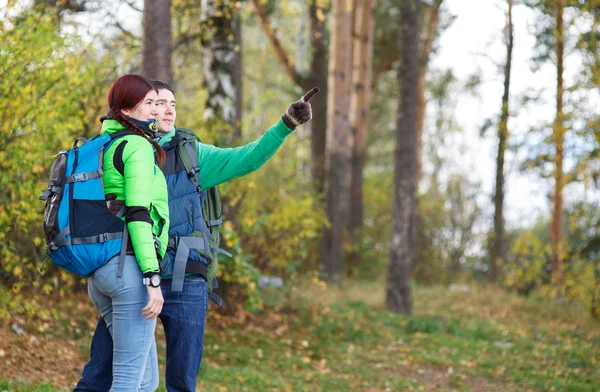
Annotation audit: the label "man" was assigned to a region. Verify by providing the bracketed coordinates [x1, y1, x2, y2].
[74, 82, 319, 392]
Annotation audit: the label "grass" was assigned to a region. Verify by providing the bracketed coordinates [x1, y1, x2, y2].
[1, 281, 599, 391]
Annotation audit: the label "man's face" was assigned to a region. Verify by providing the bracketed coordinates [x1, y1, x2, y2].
[154, 89, 177, 133]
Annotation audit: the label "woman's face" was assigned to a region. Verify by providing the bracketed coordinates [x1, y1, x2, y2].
[121, 89, 158, 121]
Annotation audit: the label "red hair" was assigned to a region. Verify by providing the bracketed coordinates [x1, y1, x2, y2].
[107, 74, 166, 166]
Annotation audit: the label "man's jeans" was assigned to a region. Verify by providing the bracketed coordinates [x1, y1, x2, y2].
[75, 275, 209, 392]
[86, 255, 159, 392]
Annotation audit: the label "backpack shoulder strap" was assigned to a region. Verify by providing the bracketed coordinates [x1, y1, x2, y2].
[176, 128, 228, 302]
[110, 129, 137, 140]
[176, 128, 201, 191]
[176, 128, 201, 142]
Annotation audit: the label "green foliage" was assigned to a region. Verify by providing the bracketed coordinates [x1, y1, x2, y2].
[563, 258, 600, 318]
[231, 137, 328, 277]
[0, 379, 62, 392]
[503, 231, 549, 295]
[501, 201, 600, 317]
[239, 185, 327, 275]
[218, 223, 263, 311]
[348, 172, 393, 279]
[562, 201, 600, 317]
[0, 6, 119, 290]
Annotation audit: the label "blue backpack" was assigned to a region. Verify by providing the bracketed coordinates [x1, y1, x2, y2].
[39, 131, 134, 277]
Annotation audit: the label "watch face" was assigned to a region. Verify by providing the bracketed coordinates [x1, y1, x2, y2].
[151, 275, 161, 286]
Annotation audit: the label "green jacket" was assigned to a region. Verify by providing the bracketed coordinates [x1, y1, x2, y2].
[100, 120, 169, 274]
[157, 117, 294, 188]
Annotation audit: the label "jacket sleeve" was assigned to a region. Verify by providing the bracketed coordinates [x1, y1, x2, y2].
[197, 117, 294, 190]
[122, 139, 161, 274]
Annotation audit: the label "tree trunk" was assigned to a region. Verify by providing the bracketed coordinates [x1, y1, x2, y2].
[142, 0, 173, 85]
[320, 0, 353, 283]
[490, 0, 513, 283]
[413, 0, 441, 273]
[387, 0, 420, 314]
[347, 0, 376, 272]
[551, 0, 565, 286]
[200, 0, 241, 142]
[233, 0, 243, 141]
[308, 1, 329, 195]
[416, 0, 442, 182]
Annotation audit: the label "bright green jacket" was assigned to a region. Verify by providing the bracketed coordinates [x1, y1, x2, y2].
[100, 120, 169, 274]
[157, 117, 294, 188]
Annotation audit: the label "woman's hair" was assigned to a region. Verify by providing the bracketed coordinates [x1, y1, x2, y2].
[107, 74, 166, 165]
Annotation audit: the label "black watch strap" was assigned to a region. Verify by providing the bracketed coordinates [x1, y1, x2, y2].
[143, 272, 162, 287]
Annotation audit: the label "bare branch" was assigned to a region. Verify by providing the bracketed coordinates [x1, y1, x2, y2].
[248, 0, 307, 89]
[371, 56, 398, 90]
[113, 19, 139, 41]
[174, 32, 203, 50]
[121, 0, 142, 13]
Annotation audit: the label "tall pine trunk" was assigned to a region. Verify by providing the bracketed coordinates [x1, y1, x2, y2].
[490, 0, 513, 283]
[142, 0, 173, 85]
[200, 0, 242, 141]
[233, 1, 243, 140]
[347, 0, 376, 272]
[413, 1, 442, 273]
[308, 2, 329, 194]
[551, 0, 565, 285]
[416, 1, 442, 181]
[320, 0, 353, 283]
[387, 0, 420, 314]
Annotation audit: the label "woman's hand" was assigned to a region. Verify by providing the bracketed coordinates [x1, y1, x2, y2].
[142, 286, 164, 320]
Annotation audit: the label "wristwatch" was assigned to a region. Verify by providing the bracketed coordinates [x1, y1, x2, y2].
[143, 273, 162, 287]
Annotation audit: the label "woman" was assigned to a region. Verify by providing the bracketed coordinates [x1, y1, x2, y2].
[86, 74, 169, 391]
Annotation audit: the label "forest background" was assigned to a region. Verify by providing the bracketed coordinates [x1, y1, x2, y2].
[1, 0, 600, 390]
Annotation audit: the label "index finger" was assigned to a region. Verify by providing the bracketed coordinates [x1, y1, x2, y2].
[302, 87, 320, 103]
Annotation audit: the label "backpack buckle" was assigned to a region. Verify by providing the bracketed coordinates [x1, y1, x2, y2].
[167, 236, 179, 250]
[39, 188, 53, 201]
[187, 166, 199, 179]
[72, 172, 89, 182]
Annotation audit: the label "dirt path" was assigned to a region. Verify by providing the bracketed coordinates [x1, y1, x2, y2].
[0, 323, 85, 389]
[396, 364, 513, 391]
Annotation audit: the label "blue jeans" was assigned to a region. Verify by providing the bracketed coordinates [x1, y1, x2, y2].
[85, 255, 159, 392]
[75, 275, 209, 392]
[73, 317, 112, 392]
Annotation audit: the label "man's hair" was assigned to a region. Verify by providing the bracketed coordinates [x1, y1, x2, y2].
[151, 80, 175, 94]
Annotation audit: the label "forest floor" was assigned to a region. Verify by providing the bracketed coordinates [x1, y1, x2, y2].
[1, 281, 598, 391]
